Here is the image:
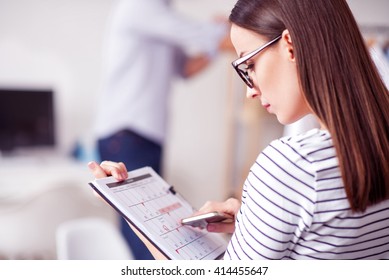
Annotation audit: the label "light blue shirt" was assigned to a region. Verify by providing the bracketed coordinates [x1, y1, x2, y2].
[95, 0, 227, 144]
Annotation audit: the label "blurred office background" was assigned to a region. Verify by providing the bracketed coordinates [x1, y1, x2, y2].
[0, 0, 388, 259]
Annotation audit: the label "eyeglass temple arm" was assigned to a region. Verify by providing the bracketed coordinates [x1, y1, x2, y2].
[231, 35, 282, 67]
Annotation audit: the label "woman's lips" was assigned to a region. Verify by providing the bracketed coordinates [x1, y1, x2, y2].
[262, 103, 271, 110]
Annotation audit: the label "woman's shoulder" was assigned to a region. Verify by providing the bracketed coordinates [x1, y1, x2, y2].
[268, 128, 336, 163]
[248, 130, 326, 217]
[252, 128, 339, 201]
[256, 128, 338, 181]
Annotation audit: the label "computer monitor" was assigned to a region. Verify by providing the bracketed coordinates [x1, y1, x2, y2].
[0, 87, 55, 152]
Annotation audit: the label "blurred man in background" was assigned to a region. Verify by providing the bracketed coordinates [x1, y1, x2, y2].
[93, 0, 232, 259]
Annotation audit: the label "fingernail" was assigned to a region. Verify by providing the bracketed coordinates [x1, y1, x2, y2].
[207, 224, 215, 232]
[114, 171, 123, 180]
[87, 161, 96, 170]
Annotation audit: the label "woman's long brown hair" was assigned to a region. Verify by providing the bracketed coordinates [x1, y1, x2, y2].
[230, 0, 389, 212]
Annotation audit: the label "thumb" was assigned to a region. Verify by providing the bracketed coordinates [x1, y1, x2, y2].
[87, 161, 109, 179]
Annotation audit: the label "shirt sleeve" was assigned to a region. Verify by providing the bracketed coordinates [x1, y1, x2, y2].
[225, 139, 317, 260]
[113, 0, 227, 57]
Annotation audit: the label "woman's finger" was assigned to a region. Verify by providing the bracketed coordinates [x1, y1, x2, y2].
[100, 161, 128, 180]
[207, 221, 235, 234]
[88, 161, 110, 179]
[197, 198, 241, 217]
[88, 160, 128, 180]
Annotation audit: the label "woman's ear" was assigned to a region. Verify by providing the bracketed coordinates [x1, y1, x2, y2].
[282, 29, 295, 62]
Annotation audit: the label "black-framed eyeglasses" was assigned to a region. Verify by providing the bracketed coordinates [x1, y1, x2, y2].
[231, 35, 282, 88]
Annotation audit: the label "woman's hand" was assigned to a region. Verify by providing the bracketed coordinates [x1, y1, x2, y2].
[87, 160, 129, 203]
[87, 160, 128, 180]
[195, 198, 241, 234]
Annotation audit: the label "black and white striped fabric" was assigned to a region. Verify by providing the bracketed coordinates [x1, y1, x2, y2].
[225, 129, 389, 259]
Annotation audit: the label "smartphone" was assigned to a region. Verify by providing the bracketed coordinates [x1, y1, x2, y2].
[181, 211, 233, 227]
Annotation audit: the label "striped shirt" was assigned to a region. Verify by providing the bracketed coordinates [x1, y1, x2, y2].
[225, 129, 389, 259]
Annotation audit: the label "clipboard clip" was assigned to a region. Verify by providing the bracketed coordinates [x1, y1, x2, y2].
[169, 186, 177, 195]
[169, 185, 197, 212]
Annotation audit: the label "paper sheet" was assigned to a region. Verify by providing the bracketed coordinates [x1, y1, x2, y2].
[90, 167, 227, 260]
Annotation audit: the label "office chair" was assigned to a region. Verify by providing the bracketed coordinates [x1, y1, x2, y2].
[56, 217, 133, 260]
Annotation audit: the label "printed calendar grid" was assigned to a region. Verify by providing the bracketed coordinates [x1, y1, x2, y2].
[94, 167, 227, 260]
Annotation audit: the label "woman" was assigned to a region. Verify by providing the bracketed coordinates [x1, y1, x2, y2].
[89, 0, 389, 259]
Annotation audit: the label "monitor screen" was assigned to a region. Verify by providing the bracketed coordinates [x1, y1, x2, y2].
[0, 88, 55, 151]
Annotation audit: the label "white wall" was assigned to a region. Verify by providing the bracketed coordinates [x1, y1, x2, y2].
[0, 0, 113, 154]
[348, 0, 389, 25]
[0, 0, 241, 208]
[166, 0, 243, 207]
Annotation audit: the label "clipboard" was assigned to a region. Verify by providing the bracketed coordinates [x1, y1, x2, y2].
[89, 166, 227, 260]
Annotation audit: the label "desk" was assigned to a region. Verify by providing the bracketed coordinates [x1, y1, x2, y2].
[0, 156, 117, 259]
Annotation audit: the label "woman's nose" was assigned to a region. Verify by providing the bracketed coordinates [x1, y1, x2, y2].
[246, 85, 260, 99]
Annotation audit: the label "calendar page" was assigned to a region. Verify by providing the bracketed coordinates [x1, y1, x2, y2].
[89, 166, 228, 260]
